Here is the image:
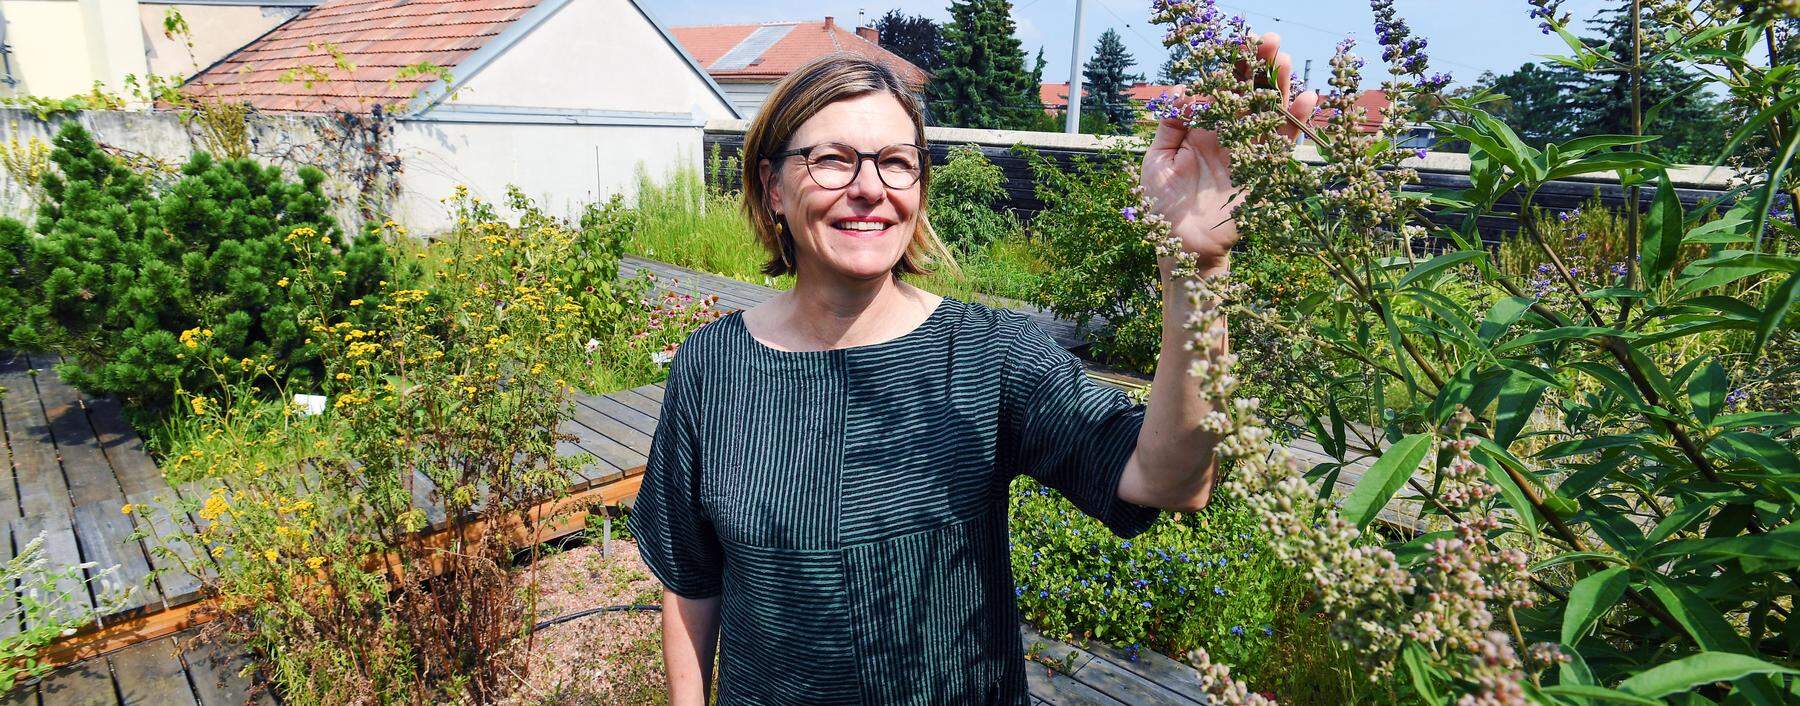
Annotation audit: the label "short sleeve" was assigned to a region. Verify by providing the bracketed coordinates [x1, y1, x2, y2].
[626, 349, 725, 599]
[999, 321, 1161, 539]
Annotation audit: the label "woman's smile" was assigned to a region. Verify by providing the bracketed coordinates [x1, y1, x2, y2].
[830, 215, 895, 239]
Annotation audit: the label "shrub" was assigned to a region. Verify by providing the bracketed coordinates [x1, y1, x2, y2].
[1009, 476, 1360, 703]
[0, 531, 129, 692]
[1137, 1, 1800, 703]
[146, 187, 593, 704]
[1017, 145, 1163, 372]
[0, 122, 390, 411]
[928, 144, 1018, 251]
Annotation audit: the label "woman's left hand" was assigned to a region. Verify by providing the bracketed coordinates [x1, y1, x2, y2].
[1138, 32, 1318, 277]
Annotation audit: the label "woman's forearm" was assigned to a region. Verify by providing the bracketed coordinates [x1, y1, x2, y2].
[1120, 255, 1226, 512]
[663, 589, 721, 705]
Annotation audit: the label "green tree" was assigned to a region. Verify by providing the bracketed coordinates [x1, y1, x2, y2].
[873, 10, 946, 74]
[929, 0, 1039, 129]
[1081, 29, 1144, 133]
[1158, 45, 1197, 84]
[1562, 2, 1729, 162]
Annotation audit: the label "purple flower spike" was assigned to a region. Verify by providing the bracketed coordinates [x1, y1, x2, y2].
[1122, 206, 1139, 222]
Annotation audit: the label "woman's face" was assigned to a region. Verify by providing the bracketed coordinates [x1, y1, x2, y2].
[761, 92, 922, 282]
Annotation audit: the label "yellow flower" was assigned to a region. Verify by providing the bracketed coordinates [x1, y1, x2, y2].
[119, 503, 134, 515]
[306, 556, 327, 570]
[190, 396, 209, 416]
[349, 299, 364, 307]
[263, 548, 279, 562]
[277, 277, 289, 287]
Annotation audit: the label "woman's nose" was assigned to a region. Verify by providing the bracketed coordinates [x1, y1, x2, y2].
[845, 156, 887, 201]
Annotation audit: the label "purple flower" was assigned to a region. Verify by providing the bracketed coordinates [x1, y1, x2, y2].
[1609, 261, 1628, 277]
[1559, 208, 1582, 223]
[1141, 601, 1153, 609]
[1121, 206, 1139, 222]
[1213, 586, 1226, 596]
[1412, 148, 1428, 159]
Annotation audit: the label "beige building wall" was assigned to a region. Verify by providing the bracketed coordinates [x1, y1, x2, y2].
[1, 0, 95, 98]
[140, 3, 304, 79]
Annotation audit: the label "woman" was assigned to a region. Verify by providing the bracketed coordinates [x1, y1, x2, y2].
[628, 36, 1317, 705]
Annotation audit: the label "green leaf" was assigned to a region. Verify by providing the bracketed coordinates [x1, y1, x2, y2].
[1340, 433, 1434, 529]
[1494, 326, 1622, 353]
[1752, 271, 1798, 358]
[1479, 296, 1536, 343]
[1566, 362, 1647, 406]
[1397, 250, 1486, 290]
[1539, 685, 1662, 706]
[1708, 431, 1800, 472]
[1618, 652, 1797, 698]
[1471, 441, 1542, 538]
[1556, 133, 1660, 158]
[1644, 575, 1747, 652]
[1401, 642, 1444, 705]
[1714, 412, 1800, 430]
[1641, 173, 1684, 283]
[1713, 92, 1799, 169]
[1494, 375, 1547, 448]
[1562, 566, 1631, 645]
[1580, 287, 1649, 299]
[1546, 152, 1673, 181]
[1653, 524, 1800, 570]
[1688, 361, 1726, 426]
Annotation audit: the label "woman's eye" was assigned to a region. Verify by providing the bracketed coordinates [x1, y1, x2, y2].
[881, 158, 918, 171]
[814, 155, 853, 167]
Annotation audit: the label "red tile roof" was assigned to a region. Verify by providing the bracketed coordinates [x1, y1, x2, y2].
[670, 18, 928, 91]
[1038, 82, 1181, 109]
[183, 0, 542, 114]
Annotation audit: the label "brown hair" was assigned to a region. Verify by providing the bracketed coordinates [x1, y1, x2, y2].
[740, 54, 956, 277]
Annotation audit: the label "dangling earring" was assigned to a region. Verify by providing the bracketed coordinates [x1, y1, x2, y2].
[776, 216, 795, 270]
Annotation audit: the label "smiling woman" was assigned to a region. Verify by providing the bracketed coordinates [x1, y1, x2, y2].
[627, 47, 1312, 705]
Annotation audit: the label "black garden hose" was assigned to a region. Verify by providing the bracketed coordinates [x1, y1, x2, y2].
[533, 603, 661, 632]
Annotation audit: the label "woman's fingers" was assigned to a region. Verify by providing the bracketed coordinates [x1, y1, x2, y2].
[1278, 90, 1322, 142]
[1274, 52, 1293, 103]
[1148, 86, 1196, 153]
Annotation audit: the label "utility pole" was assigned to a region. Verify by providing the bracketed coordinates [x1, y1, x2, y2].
[1302, 59, 1312, 89]
[1064, 0, 1086, 133]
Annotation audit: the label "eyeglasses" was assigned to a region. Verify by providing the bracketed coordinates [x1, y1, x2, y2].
[772, 142, 926, 190]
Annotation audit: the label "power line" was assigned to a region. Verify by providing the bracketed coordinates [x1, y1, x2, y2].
[1213, 1, 1488, 74]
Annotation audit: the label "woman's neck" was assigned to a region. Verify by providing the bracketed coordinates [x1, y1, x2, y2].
[747, 266, 941, 352]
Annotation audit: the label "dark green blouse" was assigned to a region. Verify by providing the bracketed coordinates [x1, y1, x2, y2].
[627, 297, 1161, 705]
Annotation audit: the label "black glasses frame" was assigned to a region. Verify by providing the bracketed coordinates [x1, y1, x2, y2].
[771, 142, 926, 190]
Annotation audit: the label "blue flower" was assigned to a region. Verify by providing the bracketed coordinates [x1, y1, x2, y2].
[1140, 601, 1153, 609]
[1263, 625, 1274, 636]
[1121, 541, 1132, 549]
[1015, 587, 1025, 598]
[1231, 626, 1246, 636]
[1039, 590, 1049, 598]
[1213, 586, 1226, 596]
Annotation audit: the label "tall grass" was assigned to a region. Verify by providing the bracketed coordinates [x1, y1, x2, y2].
[623, 165, 1048, 307]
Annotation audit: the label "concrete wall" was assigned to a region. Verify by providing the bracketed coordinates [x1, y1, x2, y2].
[0, 107, 708, 233]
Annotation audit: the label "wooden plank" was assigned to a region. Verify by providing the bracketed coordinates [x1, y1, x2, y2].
[123, 490, 204, 608]
[633, 383, 665, 404]
[564, 400, 651, 457]
[179, 635, 272, 706]
[3, 370, 73, 521]
[76, 400, 163, 499]
[408, 470, 448, 528]
[553, 420, 639, 477]
[11, 515, 94, 626]
[70, 501, 156, 616]
[1025, 663, 1126, 706]
[0, 367, 21, 522]
[34, 656, 115, 706]
[1079, 640, 1209, 704]
[608, 388, 662, 420]
[106, 637, 196, 706]
[0, 683, 37, 705]
[0, 522, 17, 641]
[27, 360, 121, 509]
[1020, 624, 1095, 674]
[577, 395, 658, 441]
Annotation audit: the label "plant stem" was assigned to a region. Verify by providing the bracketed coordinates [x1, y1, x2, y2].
[1618, 0, 1644, 329]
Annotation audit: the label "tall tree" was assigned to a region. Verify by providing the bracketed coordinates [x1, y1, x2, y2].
[1157, 45, 1197, 85]
[929, 0, 1039, 129]
[1081, 29, 1143, 133]
[1561, 3, 1729, 162]
[873, 10, 947, 75]
[1030, 47, 1047, 88]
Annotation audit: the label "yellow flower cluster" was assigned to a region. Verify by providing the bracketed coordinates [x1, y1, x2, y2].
[180, 327, 213, 349]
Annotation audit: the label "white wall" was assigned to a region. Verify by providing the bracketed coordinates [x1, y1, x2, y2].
[391, 118, 704, 232]
[449, 0, 734, 119]
[716, 81, 771, 120]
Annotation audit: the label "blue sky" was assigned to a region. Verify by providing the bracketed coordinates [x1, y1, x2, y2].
[640, 0, 1617, 88]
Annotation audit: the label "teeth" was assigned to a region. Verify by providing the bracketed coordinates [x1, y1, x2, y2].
[836, 221, 885, 231]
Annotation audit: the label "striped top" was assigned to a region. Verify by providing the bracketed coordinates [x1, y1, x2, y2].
[627, 297, 1161, 705]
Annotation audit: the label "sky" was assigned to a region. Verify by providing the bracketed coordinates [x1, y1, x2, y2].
[639, 0, 1619, 88]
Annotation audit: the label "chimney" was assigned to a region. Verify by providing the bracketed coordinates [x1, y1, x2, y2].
[824, 16, 834, 31]
[856, 27, 879, 45]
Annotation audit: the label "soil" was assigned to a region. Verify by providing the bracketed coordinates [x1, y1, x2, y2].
[502, 534, 671, 705]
